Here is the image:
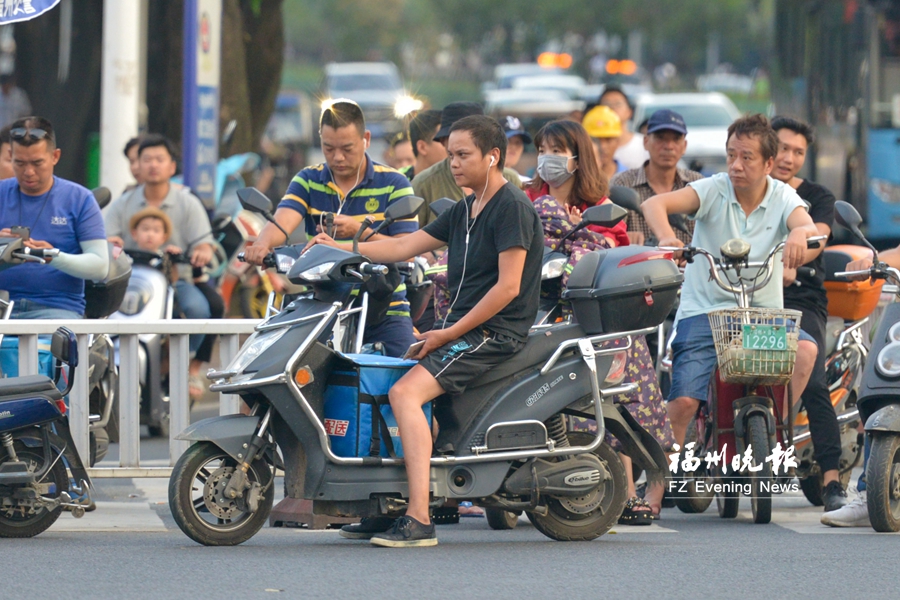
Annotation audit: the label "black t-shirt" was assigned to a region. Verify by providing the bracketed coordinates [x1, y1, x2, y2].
[424, 182, 543, 341]
[783, 179, 835, 315]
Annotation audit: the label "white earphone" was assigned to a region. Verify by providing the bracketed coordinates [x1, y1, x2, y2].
[489, 156, 495, 166]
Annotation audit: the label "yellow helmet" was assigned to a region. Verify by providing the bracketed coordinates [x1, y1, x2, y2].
[582, 105, 623, 138]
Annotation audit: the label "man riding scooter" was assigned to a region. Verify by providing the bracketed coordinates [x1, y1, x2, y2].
[246, 99, 418, 358]
[249, 114, 544, 547]
[0, 116, 109, 319]
[642, 114, 820, 460]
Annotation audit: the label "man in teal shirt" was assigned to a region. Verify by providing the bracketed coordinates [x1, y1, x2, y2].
[643, 114, 820, 449]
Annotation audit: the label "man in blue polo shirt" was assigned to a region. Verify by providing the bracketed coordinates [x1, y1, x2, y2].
[0, 116, 108, 319]
[245, 99, 418, 357]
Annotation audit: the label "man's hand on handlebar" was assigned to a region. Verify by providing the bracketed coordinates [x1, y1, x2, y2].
[783, 266, 797, 286]
[190, 243, 214, 268]
[845, 256, 874, 281]
[22, 239, 55, 262]
[242, 241, 273, 267]
[782, 229, 808, 269]
[658, 237, 686, 266]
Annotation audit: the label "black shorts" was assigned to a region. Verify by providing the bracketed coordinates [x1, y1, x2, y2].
[418, 328, 524, 395]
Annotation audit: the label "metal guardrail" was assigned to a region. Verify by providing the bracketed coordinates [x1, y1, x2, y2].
[1, 319, 259, 478]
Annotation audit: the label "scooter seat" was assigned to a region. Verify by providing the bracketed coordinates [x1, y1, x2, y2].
[0, 375, 59, 399]
[824, 316, 845, 358]
[468, 322, 587, 388]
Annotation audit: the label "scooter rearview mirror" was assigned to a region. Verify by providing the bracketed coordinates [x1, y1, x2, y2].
[429, 197, 455, 218]
[237, 187, 275, 217]
[608, 186, 641, 213]
[383, 195, 425, 222]
[580, 203, 628, 228]
[834, 200, 878, 257]
[92, 187, 112, 210]
[237, 187, 290, 244]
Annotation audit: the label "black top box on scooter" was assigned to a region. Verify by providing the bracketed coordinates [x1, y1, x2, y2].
[562, 246, 682, 335]
[84, 244, 132, 319]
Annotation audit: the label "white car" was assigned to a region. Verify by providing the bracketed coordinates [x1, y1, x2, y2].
[632, 92, 741, 174]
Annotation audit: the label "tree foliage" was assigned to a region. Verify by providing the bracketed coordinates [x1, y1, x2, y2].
[283, 0, 771, 75]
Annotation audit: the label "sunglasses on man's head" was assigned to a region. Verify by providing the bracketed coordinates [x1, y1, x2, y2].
[10, 128, 49, 142]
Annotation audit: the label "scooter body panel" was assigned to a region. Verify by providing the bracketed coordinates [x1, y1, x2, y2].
[0, 396, 62, 433]
[858, 302, 900, 424]
[176, 414, 262, 462]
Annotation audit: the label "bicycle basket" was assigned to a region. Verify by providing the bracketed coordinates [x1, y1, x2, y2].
[708, 307, 802, 385]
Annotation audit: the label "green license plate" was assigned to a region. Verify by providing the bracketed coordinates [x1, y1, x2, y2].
[742, 324, 788, 350]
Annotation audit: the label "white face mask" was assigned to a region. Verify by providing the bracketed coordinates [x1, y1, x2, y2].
[537, 154, 576, 187]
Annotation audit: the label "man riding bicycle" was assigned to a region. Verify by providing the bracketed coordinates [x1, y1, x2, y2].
[642, 114, 820, 455]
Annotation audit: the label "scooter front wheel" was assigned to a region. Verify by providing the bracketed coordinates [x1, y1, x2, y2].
[866, 433, 900, 532]
[169, 442, 273, 546]
[747, 414, 772, 524]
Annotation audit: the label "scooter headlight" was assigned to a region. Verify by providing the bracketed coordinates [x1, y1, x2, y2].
[889, 322, 900, 343]
[226, 327, 290, 374]
[541, 257, 567, 281]
[299, 262, 335, 282]
[276, 253, 297, 274]
[876, 341, 900, 378]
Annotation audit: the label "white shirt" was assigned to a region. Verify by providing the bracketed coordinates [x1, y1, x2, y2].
[614, 133, 650, 169]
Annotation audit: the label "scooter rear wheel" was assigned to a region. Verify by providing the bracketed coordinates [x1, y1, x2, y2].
[169, 442, 274, 546]
[526, 434, 626, 541]
[0, 442, 68, 538]
[866, 433, 900, 533]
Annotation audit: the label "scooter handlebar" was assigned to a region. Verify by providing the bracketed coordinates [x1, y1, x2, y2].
[359, 262, 388, 276]
[237, 251, 277, 269]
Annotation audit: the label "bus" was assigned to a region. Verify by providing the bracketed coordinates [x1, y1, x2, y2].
[774, 0, 900, 242]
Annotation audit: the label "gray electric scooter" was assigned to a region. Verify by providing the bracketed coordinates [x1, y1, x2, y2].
[167, 189, 675, 546]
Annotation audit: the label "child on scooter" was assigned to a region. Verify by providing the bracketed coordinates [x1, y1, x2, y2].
[129, 207, 178, 282]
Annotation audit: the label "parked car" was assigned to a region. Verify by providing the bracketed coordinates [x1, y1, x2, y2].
[482, 63, 565, 94]
[320, 62, 423, 138]
[632, 92, 741, 175]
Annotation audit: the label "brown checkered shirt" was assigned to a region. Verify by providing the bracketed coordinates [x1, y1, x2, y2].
[610, 163, 704, 245]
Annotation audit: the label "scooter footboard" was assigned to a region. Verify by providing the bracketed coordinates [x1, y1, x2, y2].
[175, 414, 261, 463]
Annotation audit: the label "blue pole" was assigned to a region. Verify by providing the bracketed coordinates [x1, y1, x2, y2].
[182, 0, 199, 196]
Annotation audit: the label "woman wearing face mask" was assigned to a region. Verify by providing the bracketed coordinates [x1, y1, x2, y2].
[525, 120, 629, 247]
[526, 120, 675, 524]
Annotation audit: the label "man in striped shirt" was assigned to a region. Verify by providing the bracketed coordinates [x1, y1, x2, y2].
[245, 99, 418, 357]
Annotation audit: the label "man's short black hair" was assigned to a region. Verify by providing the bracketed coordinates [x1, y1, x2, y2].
[770, 116, 816, 148]
[726, 113, 778, 162]
[123, 136, 142, 158]
[449, 115, 507, 170]
[320, 100, 366, 136]
[9, 116, 56, 150]
[0, 125, 10, 147]
[138, 134, 178, 161]
[408, 109, 442, 157]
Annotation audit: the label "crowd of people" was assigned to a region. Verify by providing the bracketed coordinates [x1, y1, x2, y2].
[0, 80, 882, 546]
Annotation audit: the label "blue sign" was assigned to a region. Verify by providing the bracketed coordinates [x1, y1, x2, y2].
[182, 0, 221, 210]
[0, 0, 59, 24]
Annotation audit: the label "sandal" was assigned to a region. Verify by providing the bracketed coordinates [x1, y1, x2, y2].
[618, 496, 653, 525]
[188, 374, 206, 401]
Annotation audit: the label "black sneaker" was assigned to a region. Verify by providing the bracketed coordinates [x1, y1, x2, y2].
[822, 480, 848, 513]
[339, 517, 395, 540]
[370, 515, 437, 548]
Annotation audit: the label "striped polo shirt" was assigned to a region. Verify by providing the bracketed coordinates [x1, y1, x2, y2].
[279, 155, 417, 317]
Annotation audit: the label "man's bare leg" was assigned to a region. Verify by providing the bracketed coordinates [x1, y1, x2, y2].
[388, 365, 445, 524]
